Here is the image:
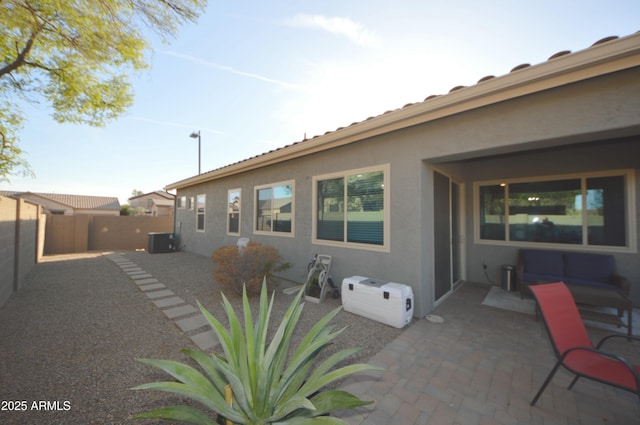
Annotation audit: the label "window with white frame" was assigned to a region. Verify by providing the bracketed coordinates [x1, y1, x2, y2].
[255, 181, 294, 235]
[228, 189, 241, 235]
[188, 196, 194, 210]
[477, 170, 633, 248]
[313, 165, 389, 250]
[196, 194, 206, 232]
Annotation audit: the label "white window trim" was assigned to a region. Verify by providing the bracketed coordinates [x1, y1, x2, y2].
[474, 169, 637, 253]
[188, 196, 195, 211]
[227, 188, 241, 236]
[253, 180, 295, 237]
[196, 193, 206, 233]
[312, 164, 390, 252]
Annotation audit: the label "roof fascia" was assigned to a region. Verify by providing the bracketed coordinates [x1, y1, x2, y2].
[165, 33, 640, 191]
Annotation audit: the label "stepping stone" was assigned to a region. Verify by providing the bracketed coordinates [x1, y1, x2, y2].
[190, 330, 219, 351]
[146, 289, 175, 299]
[131, 273, 153, 280]
[118, 262, 136, 268]
[139, 283, 166, 292]
[153, 296, 185, 309]
[134, 278, 159, 286]
[125, 269, 145, 274]
[175, 314, 210, 332]
[163, 305, 198, 319]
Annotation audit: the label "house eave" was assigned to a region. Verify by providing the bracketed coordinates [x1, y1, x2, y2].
[165, 32, 640, 192]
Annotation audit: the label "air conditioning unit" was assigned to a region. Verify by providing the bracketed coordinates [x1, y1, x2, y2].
[148, 232, 174, 254]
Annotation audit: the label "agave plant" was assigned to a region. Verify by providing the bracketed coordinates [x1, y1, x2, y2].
[132, 280, 382, 424]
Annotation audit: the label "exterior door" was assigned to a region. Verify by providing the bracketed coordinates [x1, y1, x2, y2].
[434, 171, 462, 303]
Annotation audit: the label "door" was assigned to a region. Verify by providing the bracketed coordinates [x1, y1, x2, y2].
[434, 171, 462, 303]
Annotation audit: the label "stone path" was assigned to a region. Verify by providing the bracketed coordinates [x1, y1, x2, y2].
[105, 253, 220, 352]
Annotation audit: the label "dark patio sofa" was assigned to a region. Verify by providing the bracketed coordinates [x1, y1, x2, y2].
[516, 248, 630, 298]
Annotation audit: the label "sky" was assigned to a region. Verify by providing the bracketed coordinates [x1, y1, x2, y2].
[2, 0, 639, 205]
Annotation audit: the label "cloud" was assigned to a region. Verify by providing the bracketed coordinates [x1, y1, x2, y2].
[287, 14, 377, 47]
[158, 50, 309, 92]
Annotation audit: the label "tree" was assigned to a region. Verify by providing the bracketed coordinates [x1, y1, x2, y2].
[0, 0, 207, 180]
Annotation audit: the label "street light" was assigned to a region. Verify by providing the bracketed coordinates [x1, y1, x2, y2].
[189, 130, 201, 175]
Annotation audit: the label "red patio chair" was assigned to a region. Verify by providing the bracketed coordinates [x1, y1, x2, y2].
[529, 281, 640, 406]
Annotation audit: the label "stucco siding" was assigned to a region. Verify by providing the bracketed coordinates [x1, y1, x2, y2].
[173, 65, 640, 313]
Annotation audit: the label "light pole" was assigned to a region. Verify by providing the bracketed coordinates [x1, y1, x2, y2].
[189, 130, 201, 175]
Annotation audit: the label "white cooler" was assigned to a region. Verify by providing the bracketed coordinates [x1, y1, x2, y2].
[341, 276, 414, 328]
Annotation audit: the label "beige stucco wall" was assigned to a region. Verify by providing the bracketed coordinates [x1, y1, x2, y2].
[173, 65, 640, 315]
[0, 196, 41, 307]
[44, 215, 173, 254]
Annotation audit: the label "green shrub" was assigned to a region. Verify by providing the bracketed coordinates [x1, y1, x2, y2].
[132, 281, 382, 424]
[212, 242, 291, 295]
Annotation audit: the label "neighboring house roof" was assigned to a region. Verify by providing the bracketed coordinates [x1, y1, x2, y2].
[129, 191, 175, 201]
[0, 191, 121, 211]
[165, 32, 640, 191]
[152, 198, 175, 207]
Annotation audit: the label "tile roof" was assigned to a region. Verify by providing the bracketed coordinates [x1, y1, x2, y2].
[129, 190, 175, 201]
[166, 32, 640, 190]
[0, 191, 120, 210]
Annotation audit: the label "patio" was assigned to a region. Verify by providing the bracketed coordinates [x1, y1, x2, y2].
[0, 251, 637, 424]
[335, 283, 640, 425]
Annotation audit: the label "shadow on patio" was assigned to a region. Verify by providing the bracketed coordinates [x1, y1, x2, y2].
[335, 282, 639, 425]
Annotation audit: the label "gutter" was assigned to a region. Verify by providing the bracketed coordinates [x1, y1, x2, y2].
[165, 32, 640, 191]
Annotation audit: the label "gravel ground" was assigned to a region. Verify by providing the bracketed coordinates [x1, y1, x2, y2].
[0, 250, 405, 424]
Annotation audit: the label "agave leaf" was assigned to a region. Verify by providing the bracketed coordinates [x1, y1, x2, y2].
[181, 348, 227, 392]
[131, 381, 244, 423]
[281, 327, 345, 388]
[291, 306, 343, 359]
[190, 344, 254, 422]
[242, 284, 257, 392]
[309, 390, 374, 416]
[300, 364, 383, 397]
[197, 300, 235, 364]
[136, 358, 216, 393]
[219, 291, 253, 409]
[303, 348, 361, 390]
[269, 394, 316, 422]
[263, 296, 304, 405]
[134, 405, 218, 425]
[275, 415, 350, 424]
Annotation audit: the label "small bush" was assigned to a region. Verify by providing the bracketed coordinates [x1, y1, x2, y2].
[212, 242, 291, 295]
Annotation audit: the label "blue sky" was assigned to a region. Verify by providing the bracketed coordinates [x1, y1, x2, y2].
[3, 0, 639, 205]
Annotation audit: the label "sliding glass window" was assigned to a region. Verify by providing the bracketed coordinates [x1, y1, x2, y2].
[314, 165, 389, 250]
[477, 171, 631, 248]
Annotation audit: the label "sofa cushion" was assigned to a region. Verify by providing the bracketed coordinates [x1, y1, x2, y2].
[521, 249, 564, 276]
[564, 253, 613, 283]
[565, 277, 616, 290]
[522, 272, 565, 285]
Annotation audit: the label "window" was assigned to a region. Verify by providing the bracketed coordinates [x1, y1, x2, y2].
[314, 165, 389, 250]
[228, 189, 241, 235]
[196, 194, 206, 232]
[255, 181, 294, 235]
[188, 196, 194, 210]
[477, 171, 632, 248]
[177, 196, 187, 209]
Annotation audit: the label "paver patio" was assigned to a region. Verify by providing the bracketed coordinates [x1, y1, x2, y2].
[335, 283, 640, 424]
